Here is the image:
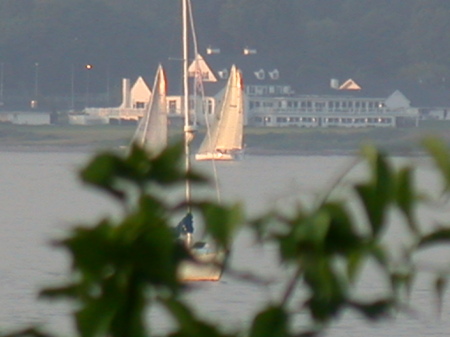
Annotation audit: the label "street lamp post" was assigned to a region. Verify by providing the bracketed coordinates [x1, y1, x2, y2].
[31, 62, 39, 108]
[70, 64, 75, 111]
[85, 64, 93, 108]
[34, 62, 39, 98]
[105, 66, 110, 106]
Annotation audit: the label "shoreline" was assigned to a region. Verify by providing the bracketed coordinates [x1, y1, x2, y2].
[0, 121, 448, 157]
[0, 143, 428, 158]
[0, 144, 105, 153]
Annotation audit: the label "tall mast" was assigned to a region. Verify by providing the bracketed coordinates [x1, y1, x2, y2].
[182, 0, 194, 210]
[182, 0, 189, 127]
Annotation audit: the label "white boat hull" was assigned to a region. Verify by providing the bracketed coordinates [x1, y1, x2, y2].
[178, 246, 228, 281]
[195, 150, 243, 161]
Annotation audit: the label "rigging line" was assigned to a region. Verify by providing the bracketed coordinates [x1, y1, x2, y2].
[187, 0, 222, 204]
[211, 136, 223, 204]
[197, 62, 221, 204]
[187, 0, 199, 62]
[203, 91, 222, 204]
[187, 0, 198, 126]
[197, 74, 221, 203]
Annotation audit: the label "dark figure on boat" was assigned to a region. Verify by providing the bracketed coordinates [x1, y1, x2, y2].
[175, 212, 194, 237]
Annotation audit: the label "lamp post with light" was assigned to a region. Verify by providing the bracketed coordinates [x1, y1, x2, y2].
[85, 64, 93, 108]
[31, 62, 39, 109]
[70, 64, 75, 111]
[34, 62, 39, 98]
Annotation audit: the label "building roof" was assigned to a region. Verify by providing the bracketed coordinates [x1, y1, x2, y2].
[158, 45, 450, 109]
[163, 64, 226, 97]
[294, 76, 450, 107]
[201, 49, 284, 86]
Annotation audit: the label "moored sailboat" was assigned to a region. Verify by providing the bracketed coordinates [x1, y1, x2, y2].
[195, 65, 245, 161]
[176, 0, 228, 282]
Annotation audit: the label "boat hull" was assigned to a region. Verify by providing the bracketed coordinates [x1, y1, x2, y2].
[178, 246, 228, 281]
[195, 151, 243, 161]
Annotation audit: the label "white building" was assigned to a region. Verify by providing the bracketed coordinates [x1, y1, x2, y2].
[69, 77, 151, 125]
[0, 111, 51, 125]
[198, 50, 419, 128]
[248, 83, 419, 128]
[70, 49, 423, 128]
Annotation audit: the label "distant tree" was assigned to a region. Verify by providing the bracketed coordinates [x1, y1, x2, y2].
[4, 0, 450, 96]
[400, 1, 450, 83]
[0, 0, 34, 19]
[219, 0, 297, 52]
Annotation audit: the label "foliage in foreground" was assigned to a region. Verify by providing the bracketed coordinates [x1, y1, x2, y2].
[4, 138, 450, 337]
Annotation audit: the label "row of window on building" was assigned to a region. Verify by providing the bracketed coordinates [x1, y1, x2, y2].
[245, 85, 292, 96]
[250, 115, 396, 127]
[249, 99, 386, 110]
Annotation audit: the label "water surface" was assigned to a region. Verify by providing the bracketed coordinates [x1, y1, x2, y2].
[0, 151, 448, 336]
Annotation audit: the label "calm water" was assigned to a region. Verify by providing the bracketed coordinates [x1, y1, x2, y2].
[0, 151, 449, 336]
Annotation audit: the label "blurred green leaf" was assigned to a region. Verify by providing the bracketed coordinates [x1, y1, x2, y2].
[346, 250, 365, 283]
[163, 298, 233, 337]
[198, 201, 244, 249]
[422, 137, 450, 192]
[80, 143, 207, 204]
[303, 258, 348, 322]
[145, 142, 190, 185]
[248, 212, 277, 242]
[390, 269, 415, 299]
[80, 152, 127, 200]
[1, 328, 56, 337]
[348, 299, 395, 320]
[395, 167, 419, 234]
[434, 275, 447, 316]
[322, 202, 362, 255]
[277, 209, 330, 262]
[75, 283, 120, 337]
[40, 284, 79, 300]
[369, 244, 390, 275]
[417, 229, 450, 248]
[356, 145, 395, 237]
[249, 306, 289, 337]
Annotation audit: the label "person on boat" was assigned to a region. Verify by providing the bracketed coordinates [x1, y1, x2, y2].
[174, 212, 194, 247]
[176, 212, 193, 234]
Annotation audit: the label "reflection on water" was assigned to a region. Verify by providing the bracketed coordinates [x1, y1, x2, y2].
[0, 151, 449, 336]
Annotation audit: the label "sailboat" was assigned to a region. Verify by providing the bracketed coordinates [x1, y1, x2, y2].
[195, 65, 245, 161]
[176, 0, 228, 282]
[131, 64, 167, 155]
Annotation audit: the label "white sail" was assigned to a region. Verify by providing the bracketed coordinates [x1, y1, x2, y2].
[131, 64, 167, 155]
[195, 65, 244, 161]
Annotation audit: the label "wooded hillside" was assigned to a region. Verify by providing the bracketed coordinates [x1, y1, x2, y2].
[1, 0, 450, 100]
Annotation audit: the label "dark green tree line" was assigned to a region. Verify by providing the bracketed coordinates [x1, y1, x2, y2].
[2, 0, 450, 97]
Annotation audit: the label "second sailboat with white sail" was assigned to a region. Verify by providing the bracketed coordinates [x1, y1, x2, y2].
[195, 65, 245, 161]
